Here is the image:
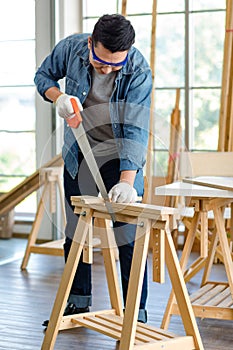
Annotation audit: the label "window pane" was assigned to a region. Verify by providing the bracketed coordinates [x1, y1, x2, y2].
[154, 151, 169, 177]
[124, 0, 153, 13]
[191, 12, 225, 87]
[0, 41, 35, 86]
[128, 15, 152, 63]
[0, 0, 35, 40]
[82, 0, 117, 17]
[0, 132, 35, 176]
[157, 0, 184, 12]
[191, 88, 221, 150]
[154, 89, 185, 149]
[82, 18, 98, 33]
[156, 14, 185, 87]
[0, 87, 35, 131]
[191, 0, 226, 11]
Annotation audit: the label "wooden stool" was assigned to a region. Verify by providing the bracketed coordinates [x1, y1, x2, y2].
[41, 196, 204, 350]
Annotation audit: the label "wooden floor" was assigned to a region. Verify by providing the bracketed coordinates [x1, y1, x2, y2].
[0, 238, 232, 350]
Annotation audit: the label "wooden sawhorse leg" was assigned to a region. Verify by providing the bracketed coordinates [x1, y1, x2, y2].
[161, 210, 201, 329]
[21, 184, 49, 270]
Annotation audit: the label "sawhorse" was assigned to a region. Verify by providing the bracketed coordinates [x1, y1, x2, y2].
[21, 167, 66, 270]
[41, 196, 204, 350]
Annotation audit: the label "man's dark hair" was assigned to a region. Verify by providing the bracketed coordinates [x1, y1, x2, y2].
[92, 14, 135, 52]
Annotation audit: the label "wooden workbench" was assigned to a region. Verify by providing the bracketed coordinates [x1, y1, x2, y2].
[155, 177, 233, 327]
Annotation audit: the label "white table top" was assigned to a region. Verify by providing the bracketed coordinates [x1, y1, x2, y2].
[155, 181, 233, 198]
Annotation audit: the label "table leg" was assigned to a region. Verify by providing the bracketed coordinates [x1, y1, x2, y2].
[165, 228, 204, 350]
[213, 205, 233, 297]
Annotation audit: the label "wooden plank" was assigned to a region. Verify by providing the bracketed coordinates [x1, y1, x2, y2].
[166, 89, 181, 188]
[72, 316, 123, 341]
[192, 285, 227, 306]
[0, 153, 63, 216]
[36, 238, 65, 248]
[189, 283, 216, 303]
[119, 218, 151, 350]
[84, 316, 152, 343]
[183, 176, 233, 192]
[72, 196, 179, 217]
[134, 336, 195, 350]
[172, 303, 233, 320]
[82, 223, 93, 264]
[145, 0, 157, 204]
[152, 228, 165, 283]
[200, 210, 208, 258]
[121, 0, 127, 16]
[180, 152, 233, 178]
[184, 257, 207, 283]
[218, 294, 233, 307]
[100, 314, 177, 340]
[205, 287, 231, 306]
[218, 0, 233, 151]
[29, 245, 64, 256]
[71, 315, 196, 348]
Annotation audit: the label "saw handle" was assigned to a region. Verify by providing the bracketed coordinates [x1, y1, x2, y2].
[70, 97, 83, 125]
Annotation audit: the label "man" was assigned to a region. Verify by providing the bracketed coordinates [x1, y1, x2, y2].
[35, 14, 152, 325]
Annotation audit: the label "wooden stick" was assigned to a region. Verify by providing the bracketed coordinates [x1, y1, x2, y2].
[146, 0, 157, 204]
[121, 0, 127, 16]
[218, 0, 233, 151]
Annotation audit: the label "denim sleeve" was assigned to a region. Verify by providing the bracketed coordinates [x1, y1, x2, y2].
[34, 37, 69, 101]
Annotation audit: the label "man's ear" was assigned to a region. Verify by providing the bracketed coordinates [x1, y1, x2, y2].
[87, 36, 92, 50]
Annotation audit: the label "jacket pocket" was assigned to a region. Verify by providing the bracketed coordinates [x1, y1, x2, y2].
[66, 77, 80, 96]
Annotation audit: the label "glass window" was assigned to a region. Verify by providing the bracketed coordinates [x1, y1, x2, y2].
[0, 0, 36, 213]
[82, 0, 226, 175]
[128, 15, 152, 63]
[123, 0, 153, 14]
[156, 13, 185, 87]
[82, 0, 118, 17]
[0, 41, 35, 86]
[191, 0, 226, 11]
[157, 0, 184, 13]
[190, 88, 221, 150]
[191, 11, 225, 87]
[0, 0, 35, 40]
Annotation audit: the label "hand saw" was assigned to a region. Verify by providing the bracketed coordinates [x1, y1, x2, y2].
[70, 98, 116, 223]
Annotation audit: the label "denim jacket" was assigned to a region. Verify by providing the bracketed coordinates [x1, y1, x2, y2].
[34, 33, 152, 181]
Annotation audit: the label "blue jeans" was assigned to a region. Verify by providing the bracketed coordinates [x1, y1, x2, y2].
[63, 153, 148, 310]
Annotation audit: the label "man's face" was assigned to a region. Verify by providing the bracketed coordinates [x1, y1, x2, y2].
[88, 37, 128, 75]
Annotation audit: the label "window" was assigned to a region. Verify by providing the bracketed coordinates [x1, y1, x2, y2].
[82, 0, 226, 176]
[0, 0, 36, 212]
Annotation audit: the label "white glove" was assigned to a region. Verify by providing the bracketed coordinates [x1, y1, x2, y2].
[108, 182, 137, 203]
[55, 93, 83, 119]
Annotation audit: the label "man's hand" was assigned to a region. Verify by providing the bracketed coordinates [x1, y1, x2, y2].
[108, 182, 137, 203]
[56, 94, 83, 128]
